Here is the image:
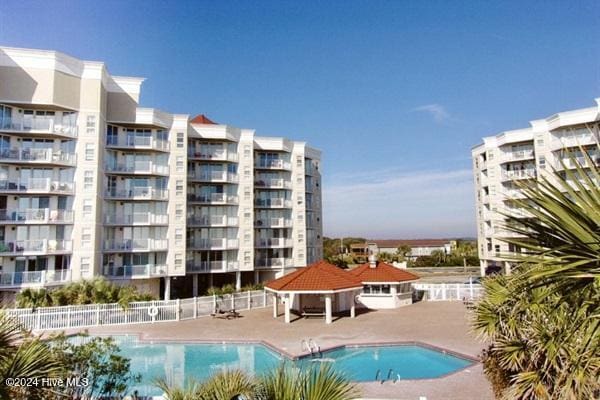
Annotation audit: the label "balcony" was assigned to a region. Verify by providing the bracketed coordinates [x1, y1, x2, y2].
[0, 239, 73, 256]
[0, 209, 74, 224]
[187, 150, 238, 162]
[255, 159, 292, 170]
[187, 171, 239, 183]
[255, 238, 293, 248]
[0, 269, 71, 289]
[500, 149, 535, 163]
[255, 257, 294, 268]
[501, 169, 536, 181]
[0, 179, 74, 194]
[105, 161, 169, 176]
[103, 264, 167, 279]
[106, 136, 169, 152]
[186, 238, 239, 251]
[104, 187, 168, 201]
[104, 213, 168, 226]
[255, 218, 293, 228]
[187, 215, 238, 227]
[554, 155, 600, 171]
[0, 148, 76, 166]
[103, 238, 169, 252]
[550, 131, 597, 150]
[0, 117, 77, 138]
[186, 260, 239, 273]
[254, 178, 292, 189]
[187, 193, 239, 205]
[502, 189, 527, 199]
[254, 198, 293, 208]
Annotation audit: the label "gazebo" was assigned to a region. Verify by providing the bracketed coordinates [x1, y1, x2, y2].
[264, 260, 363, 324]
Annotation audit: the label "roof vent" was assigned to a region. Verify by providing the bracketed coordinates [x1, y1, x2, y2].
[367, 243, 378, 269]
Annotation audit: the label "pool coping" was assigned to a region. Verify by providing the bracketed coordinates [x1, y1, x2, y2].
[81, 332, 480, 382]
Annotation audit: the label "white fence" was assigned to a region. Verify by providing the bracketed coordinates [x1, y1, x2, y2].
[5, 290, 272, 331]
[412, 283, 483, 301]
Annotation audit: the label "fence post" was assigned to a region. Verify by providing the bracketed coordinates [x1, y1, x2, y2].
[67, 306, 71, 328]
[213, 294, 217, 313]
[96, 304, 100, 326]
[441, 284, 447, 301]
[36, 310, 41, 330]
[193, 297, 198, 319]
[231, 293, 235, 310]
[455, 284, 460, 300]
[263, 290, 267, 307]
[469, 281, 474, 300]
[176, 298, 181, 321]
[247, 290, 251, 310]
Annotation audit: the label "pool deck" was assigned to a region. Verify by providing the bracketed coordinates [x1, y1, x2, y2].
[74, 301, 492, 400]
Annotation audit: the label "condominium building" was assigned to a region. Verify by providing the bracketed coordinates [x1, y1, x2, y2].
[0, 46, 322, 303]
[472, 99, 600, 276]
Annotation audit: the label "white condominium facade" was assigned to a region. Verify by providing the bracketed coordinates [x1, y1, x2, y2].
[0, 46, 322, 303]
[472, 99, 600, 276]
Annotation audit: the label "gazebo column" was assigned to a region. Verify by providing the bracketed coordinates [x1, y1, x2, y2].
[272, 294, 278, 318]
[284, 294, 291, 323]
[350, 293, 356, 318]
[325, 294, 333, 324]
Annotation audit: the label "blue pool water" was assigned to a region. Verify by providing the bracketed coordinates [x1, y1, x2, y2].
[108, 336, 473, 397]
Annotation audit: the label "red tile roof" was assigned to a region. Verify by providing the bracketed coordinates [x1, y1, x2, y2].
[190, 114, 217, 125]
[265, 260, 363, 292]
[350, 261, 420, 283]
[369, 239, 453, 248]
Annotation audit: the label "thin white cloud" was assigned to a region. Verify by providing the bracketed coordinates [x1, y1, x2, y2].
[412, 104, 451, 123]
[322, 168, 476, 238]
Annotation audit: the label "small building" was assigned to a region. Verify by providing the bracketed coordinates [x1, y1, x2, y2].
[368, 239, 456, 259]
[264, 260, 363, 324]
[350, 260, 420, 309]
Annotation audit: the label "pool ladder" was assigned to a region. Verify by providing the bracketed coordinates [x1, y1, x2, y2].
[375, 368, 399, 384]
[301, 338, 321, 358]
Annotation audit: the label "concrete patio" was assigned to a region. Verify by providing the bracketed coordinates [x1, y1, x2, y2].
[84, 301, 493, 400]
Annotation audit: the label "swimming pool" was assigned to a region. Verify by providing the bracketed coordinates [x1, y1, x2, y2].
[110, 336, 474, 396]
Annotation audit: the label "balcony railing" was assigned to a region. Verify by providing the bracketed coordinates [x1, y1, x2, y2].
[550, 132, 597, 150]
[254, 178, 292, 189]
[554, 155, 600, 170]
[187, 193, 239, 204]
[105, 161, 169, 175]
[254, 198, 293, 208]
[186, 238, 239, 250]
[104, 213, 168, 225]
[0, 179, 74, 194]
[0, 209, 74, 224]
[104, 187, 168, 200]
[186, 260, 239, 273]
[0, 148, 76, 165]
[501, 169, 536, 181]
[255, 238, 293, 248]
[103, 239, 169, 252]
[255, 160, 292, 170]
[500, 149, 535, 162]
[187, 215, 238, 227]
[187, 150, 238, 162]
[255, 257, 294, 268]
[1, 117, 78, 137]
[106, 135, 169, 151]
[255, 218, 293, 228]
[0, 239, 72, 255]
[103, 264, 167, 279]
[187, 171, 239, 183]
[0, 269, 71, 288]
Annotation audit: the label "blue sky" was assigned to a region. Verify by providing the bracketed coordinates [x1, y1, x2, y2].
[1, 1, 599, 238]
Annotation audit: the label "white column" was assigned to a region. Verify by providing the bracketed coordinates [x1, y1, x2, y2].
[254, 270, 260, 284]
[325, 294, 332, 324]
[480, 259, 487, 277]
[284, 294, 291, 323]
[235, 271, 242, 291]
[208, 274, 213, 288]
[350, 299, 356, 318]
[505, 261, 512, 275]
[164, 277, 171, 300]
[272, 294, 278, 318]
[192, 274, 199, 297]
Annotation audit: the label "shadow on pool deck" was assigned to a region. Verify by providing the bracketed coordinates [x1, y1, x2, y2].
[74, 301, 492, 400]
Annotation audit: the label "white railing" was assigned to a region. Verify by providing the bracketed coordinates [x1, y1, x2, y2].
[187, 149, 238, 162]
[501, 169, 536, 180]
[186, 238, 239, 250]
[187, 215, 238, 226]
[0, 239, 72, 254]
[106, 135, 169, 151]
[103, 239, 169, 251]
[255, 218, 293, 228]
[103, 264, 168, 279]
[104, 187, 168, 200]
[4, 290, 272, 331]
[255, 198, 293, 208]
[255, 160, 292, 170]
[255, 257, 294, 268]
[500, 149, 535, 162]
[256, 238, 293, 248]
[254, 178, 292, 189]
[2, 116, 78, 137]
[187, 171, 239, 183]
[0, 148, 76, 165]
[187, 193, 239, 204]
[186, 260, 240, 273]
[0, 269, 71, 288]
[550, 132, 597, 150]
[104, 213, 168, 225]
[105, 161, 169, 175]
[0, 178, 74, 193]
[0, 209, 73, 224]
[412, 283, 484, 301]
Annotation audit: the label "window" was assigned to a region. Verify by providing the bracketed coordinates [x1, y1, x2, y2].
[80, 257, 90, 274]
[244, 145, 251, 158]
[244, 166, 251, 179]
[82, 227, 92, 248]
[176, 156, 184, 172]
[174, 253, 183, 269]
[537, 138, 544, 146]
[177, 133, 184, 148]
[175, 229, 183, 245]
[106, 125, 118, 145]
[86, 115, 96, 135]
[244, 230, 251, 245]
[296, 155, 303, 167]
[244, 251, 251, 264]
[539, 156, 546, 169]
[363, 284, 391, 295]
[244, 186, 251, 201]
[175, 204, 183, 221]
[83, 199, 92, 216]
[176, 180, 183, 196]
[84, 170, 93, 190]
[85, 143, 95, 161]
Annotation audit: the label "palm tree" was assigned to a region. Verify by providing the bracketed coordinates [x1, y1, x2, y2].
[0, 312, 64, 400]
[156, 369, 258, 400]
[473, 153, 600, 399]
[15, 288, 52, 310]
